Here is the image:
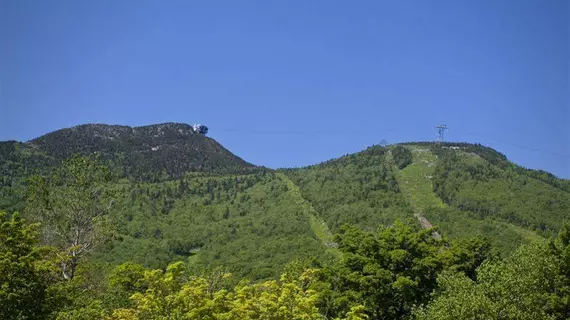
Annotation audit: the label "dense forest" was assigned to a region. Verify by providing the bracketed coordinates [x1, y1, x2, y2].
[3, 209, 570, 319]
[1, 123, 569, 319]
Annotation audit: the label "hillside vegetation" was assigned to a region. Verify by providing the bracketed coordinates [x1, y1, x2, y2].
[430, 144, 569, 235]
[395, 145, 543, 254]
[282, 146, 412, 232]
[0, 123, 569, 319]
[2, 123, 254, 182]
[93, 171, 325, 280]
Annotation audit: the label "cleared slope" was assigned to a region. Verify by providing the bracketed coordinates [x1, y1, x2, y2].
[394, 146, 445, 210]
[285, 142, 559, 255]
[275, 172, 342, 262]
[394, 145, 543, 254]
[430, 143, 569, 235]
[393, 145, 443, 239]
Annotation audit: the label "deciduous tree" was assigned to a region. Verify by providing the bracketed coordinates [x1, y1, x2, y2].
[27, 155, 114, 280]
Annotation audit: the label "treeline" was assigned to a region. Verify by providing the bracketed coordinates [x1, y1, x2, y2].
[391, 145, 413, 169]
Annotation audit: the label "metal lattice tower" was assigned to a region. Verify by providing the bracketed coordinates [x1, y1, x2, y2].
[435, 124, 448, 142]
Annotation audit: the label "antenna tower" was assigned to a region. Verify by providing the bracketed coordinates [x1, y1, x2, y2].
[435, 124, 448, 143]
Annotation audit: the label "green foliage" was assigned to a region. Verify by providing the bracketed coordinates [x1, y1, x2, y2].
[25, 123, 254, 180]
[442, 237, 492, 280]
[314, 222, 474, 320]
[395, 146, 446, 211]
[416, 225, 570, 319]
[27, 155, 115, 279]
[0, 213, 567, 319]
[283, 146, 412, 232]
[3, 129, 570, 319]
[391, 146, 413, 170]
[276, 173, 341, 258]
[105, 262, 148, 310]
[91, 171, 325, 281]
[98, 261, 328, 320]
[432, 146, 569, 234]
[402, 141, 570, 192]
[0, 141, 55, 213]
[423, 206, 543, 256]
[0, 212, 63, 320]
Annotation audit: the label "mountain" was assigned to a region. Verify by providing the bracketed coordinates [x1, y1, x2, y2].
[285, 143, 570, 254]
[25, 123, 253, 177]
[1, 123, 569, 279]
[0, 122, 255, 213]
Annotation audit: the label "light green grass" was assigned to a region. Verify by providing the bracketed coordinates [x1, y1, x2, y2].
[396, 146, 446, 212]
[394, 145, 543, 247]
[505, 223, 545, 243]
[276, 173, 342, 259]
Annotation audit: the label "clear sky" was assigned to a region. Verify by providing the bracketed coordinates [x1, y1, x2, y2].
[1, 0, 569, 177]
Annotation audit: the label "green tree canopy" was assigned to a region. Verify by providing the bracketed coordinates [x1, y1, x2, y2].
[0, 212, 62, 320]
[27, 155, 114, 280]
[315, 222, 449, 319]
[416, 224, 570, 320]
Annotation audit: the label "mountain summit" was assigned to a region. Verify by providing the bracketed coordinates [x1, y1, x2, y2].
[2, 122, 254, 180]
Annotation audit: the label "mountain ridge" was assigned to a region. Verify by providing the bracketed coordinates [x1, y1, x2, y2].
[28, 122, 202, 143]
[3, 122, 256, 181]
[1, 122, 569, 276]
[4, 122, 568, 181]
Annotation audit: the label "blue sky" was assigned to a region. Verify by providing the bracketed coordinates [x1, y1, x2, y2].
[1, 0, 568, 177]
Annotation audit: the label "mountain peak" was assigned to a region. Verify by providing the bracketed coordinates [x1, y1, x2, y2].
[19, 122, 253, 179]
[39, 122, 202, 142]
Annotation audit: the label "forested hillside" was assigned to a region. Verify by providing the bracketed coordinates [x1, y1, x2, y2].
[396, 144, 542, 254]
[1, 123, 569, 319]
[92, 170, 326, 280]
[284, 142, 569, 255]
[0, 122, 255, 213]
[282, 146, 412, 232]
[430, 143, 569, 235]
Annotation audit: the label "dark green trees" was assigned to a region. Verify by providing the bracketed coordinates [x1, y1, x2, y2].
[0, 212, 60, 320]
[391, 146, 413, 169]
[416, 225, 570, 320]
[316, 223, 446, 319]
[314, 222, 493, 319]
[431, 146, 570, 234]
